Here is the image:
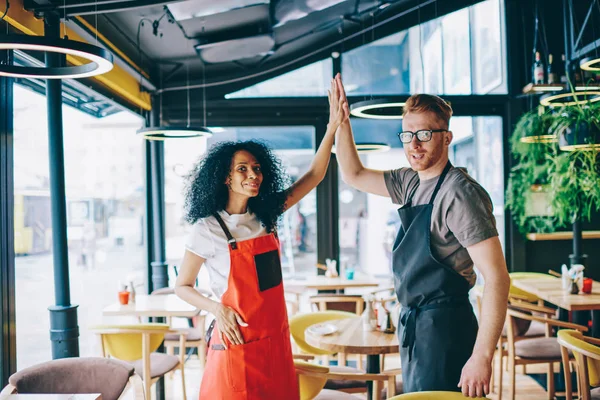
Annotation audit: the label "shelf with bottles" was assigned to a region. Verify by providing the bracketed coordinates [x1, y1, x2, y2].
[522, 52, 600, 100]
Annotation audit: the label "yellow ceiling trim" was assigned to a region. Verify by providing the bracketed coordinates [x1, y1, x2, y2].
[75, 16, 150, 80]
[4, 0, 151, 111]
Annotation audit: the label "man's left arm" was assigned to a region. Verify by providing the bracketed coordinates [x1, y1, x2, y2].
[459, 236, 510, 398]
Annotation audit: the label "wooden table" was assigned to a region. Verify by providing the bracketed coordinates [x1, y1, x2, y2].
[305, 317, 399, 400]
[4, 395, 101, 399]
[512, 276, 600, 336]
[284, 276, 380, 291]
[102, 294, 200, 319]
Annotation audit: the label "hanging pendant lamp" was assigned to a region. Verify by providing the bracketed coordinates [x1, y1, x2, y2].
[0, 35, 113, 79]
[332, 143, 391, 154]
[350, 98, 405, 120]
[138, 60, 212, 140]
[540, 91, 600, 107]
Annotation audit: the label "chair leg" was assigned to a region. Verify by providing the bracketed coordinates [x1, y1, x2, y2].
[180, 364, 187, 400]
[337, 352, 346, 367]
[166, 345, 175, 379]
[373, 381, 381, 400]
[498, 351, 504, 400]
[380, 354, 385, 371]
[387, 376, 396, 397]
[547, 362, 555, 400]
[198, 341, 207, 369]
[509, 358, 516, 400]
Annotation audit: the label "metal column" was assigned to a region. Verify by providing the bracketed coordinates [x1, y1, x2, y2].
[0, 47, 16, 384]
[45, 13, 79, 359]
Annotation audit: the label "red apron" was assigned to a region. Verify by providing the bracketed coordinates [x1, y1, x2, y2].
[199, 213, 299, 400]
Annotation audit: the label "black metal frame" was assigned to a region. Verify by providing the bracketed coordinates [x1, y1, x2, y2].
[566, 0, 600, 60]
[0, 48, 16, 386]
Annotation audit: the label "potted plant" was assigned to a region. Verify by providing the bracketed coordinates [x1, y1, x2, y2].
[506, 107, 557, 235]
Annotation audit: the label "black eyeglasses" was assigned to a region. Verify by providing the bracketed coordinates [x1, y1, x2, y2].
[397, 129, 447, 144]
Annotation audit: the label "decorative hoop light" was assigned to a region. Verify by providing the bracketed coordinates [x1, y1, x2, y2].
[580, 57, 600, 72]
[350, 99, 405, 120]
[519, 134, 557, 144]
[0, 35, 113, 79]
[332, 143, 391, 154]
[558, 124, 600, 151]
[540, 91, 600, 107]
[137, 126, 213, 140]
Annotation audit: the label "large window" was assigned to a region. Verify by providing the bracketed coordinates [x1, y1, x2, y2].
[14, 85, 145, 368]
[342, 0, 506, 96]
[164, 126, 318, 290]
[226, 59, 333, 98]
[339, 116, 505, 280]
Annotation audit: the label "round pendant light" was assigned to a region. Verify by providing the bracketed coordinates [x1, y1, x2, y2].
[540, 91, 600, 107]
[137, 126, 213, 140]
[519, 134, 557, 144]
[332, 143, 391, 154]
[350, 99, 405, 120]
[580, 57, 600, 72]
[0, 35, 113, 79]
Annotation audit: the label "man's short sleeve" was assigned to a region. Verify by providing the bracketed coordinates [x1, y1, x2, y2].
[384, 168, 417, 205]
[185, 219, 216, 259]
[445, 183, 498, 248]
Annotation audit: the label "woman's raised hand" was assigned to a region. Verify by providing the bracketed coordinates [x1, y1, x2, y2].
[214, 303, 248, 347]
[328, 73, 349, 130]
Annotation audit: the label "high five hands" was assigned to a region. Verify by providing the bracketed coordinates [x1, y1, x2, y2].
[327, 73, 350, 130]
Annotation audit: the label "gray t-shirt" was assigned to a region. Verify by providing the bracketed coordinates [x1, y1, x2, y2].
[383, 166, 498, 287]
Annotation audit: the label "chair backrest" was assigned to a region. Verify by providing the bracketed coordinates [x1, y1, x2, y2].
[388, 391, 485, 399]
[289, 311, 356, 355]
[309, 295, 365, 314]
[558, 329, 600, 388]
[6, 357, 134, 400]
[92, 323, 170, 361]
[294, 360, 329, 400]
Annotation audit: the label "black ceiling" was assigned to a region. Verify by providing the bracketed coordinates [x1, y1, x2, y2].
[25, 0, 488, 102]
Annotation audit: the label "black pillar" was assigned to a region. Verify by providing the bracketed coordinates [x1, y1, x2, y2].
[44, 13, 79, 359]
[148, 96, 168, 291]
[0, 48, 16, 384]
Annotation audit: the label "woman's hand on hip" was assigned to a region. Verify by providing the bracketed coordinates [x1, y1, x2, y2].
[215, 303, 248, 347]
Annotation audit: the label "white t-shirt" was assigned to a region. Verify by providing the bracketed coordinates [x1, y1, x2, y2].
[185, 210, 267, 300]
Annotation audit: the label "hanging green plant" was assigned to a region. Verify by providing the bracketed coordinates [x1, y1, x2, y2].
[547, 102, 600, 226]
[506, 101, 600, 236]
[506, 107, 557, 235]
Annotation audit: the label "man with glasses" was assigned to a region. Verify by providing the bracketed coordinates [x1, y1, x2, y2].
[332, 74, 509, 398]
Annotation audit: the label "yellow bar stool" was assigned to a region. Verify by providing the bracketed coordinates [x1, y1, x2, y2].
[387, 392, 487, 399]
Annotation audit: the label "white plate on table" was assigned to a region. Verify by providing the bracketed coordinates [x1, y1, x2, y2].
[307, 323, 338, 336]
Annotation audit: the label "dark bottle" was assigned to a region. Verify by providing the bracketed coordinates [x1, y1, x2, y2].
[547, 54, 558, 84]
[559, 54, 568, 84]
[533, 51, 545, 84]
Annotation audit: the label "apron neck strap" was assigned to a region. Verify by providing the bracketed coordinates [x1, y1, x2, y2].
[214, 212, 238, 250]
[428, 161, 452, 206]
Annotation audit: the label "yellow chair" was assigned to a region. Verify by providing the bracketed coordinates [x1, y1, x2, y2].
[295, 360, 397, 400]
[387, 392, 486, 399]
[504, 301, 587, 400]
[91, 323, 187, 400]
[557, 329, 600, 400]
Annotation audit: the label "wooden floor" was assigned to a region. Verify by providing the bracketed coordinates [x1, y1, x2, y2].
[142, 352, 550, 400]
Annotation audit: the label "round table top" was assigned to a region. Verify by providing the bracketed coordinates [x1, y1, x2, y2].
[305, 317, 399, 355]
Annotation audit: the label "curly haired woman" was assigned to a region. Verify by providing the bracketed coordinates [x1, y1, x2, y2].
[175, 77, 348, 400]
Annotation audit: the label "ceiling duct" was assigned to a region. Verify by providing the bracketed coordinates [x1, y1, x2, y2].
[167, 0, 269, 21]
[195, 34, 275, 63]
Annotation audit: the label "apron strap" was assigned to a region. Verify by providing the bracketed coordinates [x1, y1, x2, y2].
[428, 161, 452, 205]
[214, 213, 238, 250]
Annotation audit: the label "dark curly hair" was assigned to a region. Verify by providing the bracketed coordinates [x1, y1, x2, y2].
[184, 140, 289, 232]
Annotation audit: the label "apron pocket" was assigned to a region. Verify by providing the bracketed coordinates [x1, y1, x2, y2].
[227, 336, 273, 392]
[254, 249, 282, 292]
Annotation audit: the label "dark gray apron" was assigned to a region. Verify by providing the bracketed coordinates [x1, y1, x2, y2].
[392, 162, 478, 393]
